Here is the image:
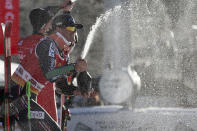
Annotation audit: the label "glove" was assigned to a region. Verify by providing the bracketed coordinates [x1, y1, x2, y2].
[77, 71, 92, 96]
[55, 77, 77, 96]
[75, 57, 87, 72]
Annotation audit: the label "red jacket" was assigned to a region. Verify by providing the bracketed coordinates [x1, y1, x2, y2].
[12, 35, 67, 94]
[12, 35, 47, 94]
[12, 34, 67, 122]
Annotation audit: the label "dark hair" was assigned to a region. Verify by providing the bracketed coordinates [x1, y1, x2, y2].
[29, 8, 52, 34]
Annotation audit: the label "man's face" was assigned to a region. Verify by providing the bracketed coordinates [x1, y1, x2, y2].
[55, 26, 76, 53]
[61, 27, 76, 43]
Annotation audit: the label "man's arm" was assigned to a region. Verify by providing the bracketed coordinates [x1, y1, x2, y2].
[36, 39, 75, 82]
[44, 0, 74, 16]
[43, 0, 74, 34]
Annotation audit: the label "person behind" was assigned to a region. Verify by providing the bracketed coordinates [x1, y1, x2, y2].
[0, 13, 88, 131]
[0, 8, 51, 130]
[18, 8, 59, 122]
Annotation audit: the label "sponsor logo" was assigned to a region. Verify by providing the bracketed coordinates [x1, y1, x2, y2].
[74, 122, 92, 131]
[0, 0, 19, 54]
[18, 67, 24, 75]
[15, 65, 44, 91]
[48, 42, 55, 57]
[31, 111, 45, 119]
[18, 40, 23, 46]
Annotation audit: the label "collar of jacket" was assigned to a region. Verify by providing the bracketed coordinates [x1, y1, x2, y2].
[49, 32, 72, 55]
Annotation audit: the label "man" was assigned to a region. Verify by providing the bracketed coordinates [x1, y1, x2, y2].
[0, 8, 51, 131]
[36, 1, 76, 122]
[18, 0, 75, 122]
[1, 13, 88, 131]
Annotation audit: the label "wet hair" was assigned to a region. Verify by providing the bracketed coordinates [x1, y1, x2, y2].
[29, 8, 51, 34]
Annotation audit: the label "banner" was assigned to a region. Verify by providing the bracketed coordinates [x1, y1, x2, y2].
[0, 0, 19, 55]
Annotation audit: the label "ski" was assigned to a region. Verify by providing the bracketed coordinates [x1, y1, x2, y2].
[60, 75, 72, 131]
[61, 96, 71, 131]
[2, 22, 12, 131]
[60, 94, 65, 130]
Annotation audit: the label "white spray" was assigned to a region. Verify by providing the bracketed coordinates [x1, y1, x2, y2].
[81, 8, 115, 59]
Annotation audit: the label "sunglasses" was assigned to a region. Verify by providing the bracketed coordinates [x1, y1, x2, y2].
[65, 26, 76, 32]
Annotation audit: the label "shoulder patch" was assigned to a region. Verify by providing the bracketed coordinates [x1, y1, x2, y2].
[48, 42, 55, 57]
[18, 40, 23, 46]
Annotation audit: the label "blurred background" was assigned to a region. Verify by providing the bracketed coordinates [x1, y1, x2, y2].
[1, 0, 197, 108]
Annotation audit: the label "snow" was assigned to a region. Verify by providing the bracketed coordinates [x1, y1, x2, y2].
[67, 105, 197, 131]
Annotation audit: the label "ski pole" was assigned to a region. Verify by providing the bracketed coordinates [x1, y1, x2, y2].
[2, 22, 12, 131]
[26, 81, 31, 131]
[26, 81, 31, 119]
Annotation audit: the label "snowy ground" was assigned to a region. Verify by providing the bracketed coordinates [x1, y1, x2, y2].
[67, 105, 197, 131]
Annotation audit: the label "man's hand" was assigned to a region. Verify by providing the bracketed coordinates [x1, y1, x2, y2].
[61, 0, 75, 11]
[75, 57, 87, 72]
